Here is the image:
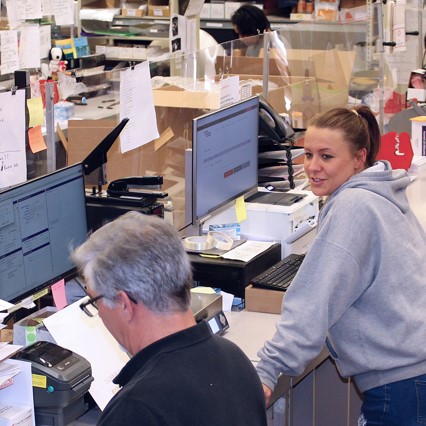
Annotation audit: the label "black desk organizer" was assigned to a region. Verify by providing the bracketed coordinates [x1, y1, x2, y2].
[258, 135, 301, 190]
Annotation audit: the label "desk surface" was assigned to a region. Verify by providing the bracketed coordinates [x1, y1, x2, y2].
[224, 311, 279, 363]
[407, 163, 426, 230]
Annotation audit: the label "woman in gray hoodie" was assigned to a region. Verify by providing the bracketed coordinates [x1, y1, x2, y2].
[256, 106, 426, 425]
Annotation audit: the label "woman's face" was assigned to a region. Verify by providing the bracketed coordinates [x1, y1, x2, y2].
[304, 126, 366, 197]
[233, 25, 258, 45]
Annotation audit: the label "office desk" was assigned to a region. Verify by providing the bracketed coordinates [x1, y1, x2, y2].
[225, 311, 360, 426]
[189, 243, 281, 298]
[407, 163, 426, 230]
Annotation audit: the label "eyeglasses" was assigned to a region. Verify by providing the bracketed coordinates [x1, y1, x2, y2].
[80, 294, 104, 317]
[79, 292, 138, 317]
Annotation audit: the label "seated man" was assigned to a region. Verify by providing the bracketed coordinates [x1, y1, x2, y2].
[72, 211, 267, 425]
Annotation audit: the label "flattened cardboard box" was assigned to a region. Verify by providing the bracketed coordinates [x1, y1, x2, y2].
[66, 119, 148, 183]
[245, 284, 284, 314]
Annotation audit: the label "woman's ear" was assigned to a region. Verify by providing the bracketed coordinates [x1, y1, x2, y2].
[355, 148, 367, 169]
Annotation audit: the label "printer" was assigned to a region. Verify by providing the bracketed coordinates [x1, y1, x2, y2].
[204, 189, 320, 258]
[14, 341, 93, 426]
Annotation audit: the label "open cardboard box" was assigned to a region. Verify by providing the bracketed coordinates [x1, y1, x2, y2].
[153, 48, 354, 116]
[153, 84, 221, 109]
[152, 73, 317, 113]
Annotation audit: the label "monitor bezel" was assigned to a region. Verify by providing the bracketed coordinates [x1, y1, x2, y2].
[191, 96, 259, 226]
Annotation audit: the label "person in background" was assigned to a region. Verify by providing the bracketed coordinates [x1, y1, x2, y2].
[256, 106, 426, 425]
[73, 211, 267, 426]
[231, 4, 272, 57]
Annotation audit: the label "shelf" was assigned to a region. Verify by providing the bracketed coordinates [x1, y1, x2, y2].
[201, 17, 367, 32]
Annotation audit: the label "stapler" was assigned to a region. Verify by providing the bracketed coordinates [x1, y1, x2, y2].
[107, 176, 168, 199]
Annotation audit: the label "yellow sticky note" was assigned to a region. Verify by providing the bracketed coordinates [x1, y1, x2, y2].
[32, 374, 47, 388]
[235, 196, 247, 222]
[27, 97, 44, 127]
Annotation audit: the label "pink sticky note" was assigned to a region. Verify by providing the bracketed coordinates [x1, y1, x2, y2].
[51, 279, 67, 310]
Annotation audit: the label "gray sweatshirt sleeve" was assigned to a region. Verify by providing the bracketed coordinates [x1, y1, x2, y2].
[255, 237, 368, 391]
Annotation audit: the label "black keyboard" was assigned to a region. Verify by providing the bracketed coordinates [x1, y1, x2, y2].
[251, 254, 305, 291]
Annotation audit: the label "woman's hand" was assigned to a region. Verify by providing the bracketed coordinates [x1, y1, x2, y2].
[262, 384, 273, 407]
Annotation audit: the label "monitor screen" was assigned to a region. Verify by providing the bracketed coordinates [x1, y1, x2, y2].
[0, 163, 88, 304]
[192, 96, 259, 225]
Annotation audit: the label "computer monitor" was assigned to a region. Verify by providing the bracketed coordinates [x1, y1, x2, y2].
[192, 96, 259, 226]
[0, 163, 88, 305]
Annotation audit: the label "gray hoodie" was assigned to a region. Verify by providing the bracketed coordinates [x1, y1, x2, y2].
[256, 161, 426, 393]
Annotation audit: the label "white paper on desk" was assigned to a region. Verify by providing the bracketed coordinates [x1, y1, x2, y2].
[0, 360, 21, 387]
[54, 0, 74, 25]
[0, 31, 19, 75]
[221, 240, 276, 262]
[43, 297, 129, 411]
[0, 359, 35, 426]
[0, 90, 27, 189]
[119, 61, 159, 154]
[0, 344, 22, 362]
[18, 26, 41, 69]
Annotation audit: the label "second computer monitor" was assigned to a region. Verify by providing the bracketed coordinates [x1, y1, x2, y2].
[192, 96, 259, 225]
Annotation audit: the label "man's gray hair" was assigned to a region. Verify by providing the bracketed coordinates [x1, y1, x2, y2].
[72, 212, 192, 312]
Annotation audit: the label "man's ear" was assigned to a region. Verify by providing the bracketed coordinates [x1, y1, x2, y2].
[116, 291, 136, 321]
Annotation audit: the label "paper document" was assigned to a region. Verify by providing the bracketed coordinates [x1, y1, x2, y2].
[0, 343, 23, 362]
[0, 359, 35, 426]
[43, 297, 130, 411]
[221, 240, 276, 262]
[120, 61, 159, 153]
[0, 90, 26, 189]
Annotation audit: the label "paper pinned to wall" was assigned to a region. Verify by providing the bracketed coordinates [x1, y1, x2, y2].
[119, 61, 159, 153]
[18, 26, 41, 69]
[0, 90, 27, 189]
[54, 0, 74, 26]
[0, 30, 19, 75]
[5, 0, 24, 29]
[17, 0, 42, 20]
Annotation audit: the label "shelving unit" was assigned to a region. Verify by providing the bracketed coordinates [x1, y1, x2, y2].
[76, 0, 178, 44]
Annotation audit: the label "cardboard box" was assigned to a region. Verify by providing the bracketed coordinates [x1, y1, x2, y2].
[0, 403, 33, 426]
[148, 0, 170, 16]
[210, 1, 225, 18]
[152, 85, 221, 109]
[200, 3, 211, 18]
[410, 116, 426, 156]
[0, 327, 13, 343]
[122, 6, 146, 16]
[245, 285, 284, 314]
[67, 119, 153, 184]
[224, 1, 241, 16]
[214, 49, 354, 126]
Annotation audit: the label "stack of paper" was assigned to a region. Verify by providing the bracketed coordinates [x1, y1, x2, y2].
[0, 360, 21, 390]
